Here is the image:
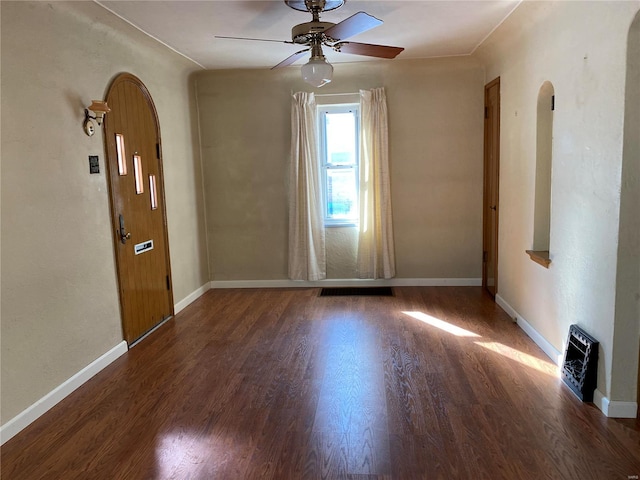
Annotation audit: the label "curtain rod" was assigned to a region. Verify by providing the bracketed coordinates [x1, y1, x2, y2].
[314, 92, 359, 97]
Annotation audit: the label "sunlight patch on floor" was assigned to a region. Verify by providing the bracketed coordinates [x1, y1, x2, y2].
[155, 432, 231, 478]
[475, 341, 559, 377]
[402, 311, 481, 337]
[402, 311, 558, 377]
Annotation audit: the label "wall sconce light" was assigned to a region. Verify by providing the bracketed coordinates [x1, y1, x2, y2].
[83, 100, 111, 136]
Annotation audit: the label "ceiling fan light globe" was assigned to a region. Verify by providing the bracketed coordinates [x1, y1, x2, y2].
[301, 57, 333, 87]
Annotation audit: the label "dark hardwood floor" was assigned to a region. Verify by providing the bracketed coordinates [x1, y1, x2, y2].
[2, 287, 639, 479]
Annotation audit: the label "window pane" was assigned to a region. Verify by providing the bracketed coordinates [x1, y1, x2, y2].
[326, 112, 357, 166]
[326, 168, 357, 220]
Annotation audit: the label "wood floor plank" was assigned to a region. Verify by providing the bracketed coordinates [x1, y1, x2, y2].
[3, 287, 640, 479]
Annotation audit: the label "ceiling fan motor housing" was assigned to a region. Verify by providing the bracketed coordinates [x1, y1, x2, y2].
[291, 21, 336, 44]
[285, 0, 345, 13]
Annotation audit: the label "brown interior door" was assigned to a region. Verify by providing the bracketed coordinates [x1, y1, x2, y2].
[104, 73, 173, 345]
[483, 77, 500, 297]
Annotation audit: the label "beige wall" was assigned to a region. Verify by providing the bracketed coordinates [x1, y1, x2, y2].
[474, 1, 640, 402]
[1, 1, 208, 424]
[195, 57, 485, 281]
[326, 227, 358, 279]
[612, 10, 640, 401]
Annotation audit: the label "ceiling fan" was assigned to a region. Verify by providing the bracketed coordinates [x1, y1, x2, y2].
[216, 0, 404, 87]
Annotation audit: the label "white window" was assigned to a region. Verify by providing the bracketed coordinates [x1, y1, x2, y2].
[318, 104, 360, 226]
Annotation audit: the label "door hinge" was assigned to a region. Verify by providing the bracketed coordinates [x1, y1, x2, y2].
[551, 95, 555, 111]
[156, 143, 160, 159]
[166, 275, 170, 291]
[483, 251, 488, 263]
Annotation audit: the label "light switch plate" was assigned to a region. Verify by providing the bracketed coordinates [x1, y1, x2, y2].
[89, 155, 99, 174]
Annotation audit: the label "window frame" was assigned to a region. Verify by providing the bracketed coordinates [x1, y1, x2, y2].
[318, 103, 360, 227]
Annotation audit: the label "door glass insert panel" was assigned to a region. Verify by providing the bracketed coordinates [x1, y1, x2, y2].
[115, 133, 127, 175]
[133, 154, 144, 194]
[149, 174, 158, 210]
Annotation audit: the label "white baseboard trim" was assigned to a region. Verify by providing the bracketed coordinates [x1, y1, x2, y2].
[609, 401, 638, 418]
[594, 390, 638, 418]
[516, 314, 563, 367]
[495, 294, 517, 321]
[0, 341, 128, 445]
[174, 283, 211, 315]
[495, 294, 562, 365]
[594, 390, 609, 416]
[210, 278, 482, 289]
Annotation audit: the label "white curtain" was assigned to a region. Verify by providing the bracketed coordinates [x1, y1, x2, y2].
[288, 92, 326, 280]
[357, 88, 396, 279]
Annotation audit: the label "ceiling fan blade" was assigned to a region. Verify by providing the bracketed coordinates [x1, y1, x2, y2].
[324, 12, 383, 41]
[334, 42, 404, 59]
[272, 49, 310, 69]
[215, 35, 293, 44]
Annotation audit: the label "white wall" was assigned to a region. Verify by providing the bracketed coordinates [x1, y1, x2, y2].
[474, 1, 640, 403]
[195, 57, 485, 281]
[1, 1, 208, 424]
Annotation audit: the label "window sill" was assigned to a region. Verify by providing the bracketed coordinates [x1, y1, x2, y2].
[325, 223, 358, 228]
[526, 250, 551, 268]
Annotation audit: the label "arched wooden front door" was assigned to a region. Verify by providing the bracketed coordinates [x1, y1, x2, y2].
[104, 73, 173, 345]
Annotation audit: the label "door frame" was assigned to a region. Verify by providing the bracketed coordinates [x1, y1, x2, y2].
[103, 73, 174, 344]
[482, 76, 500, 296]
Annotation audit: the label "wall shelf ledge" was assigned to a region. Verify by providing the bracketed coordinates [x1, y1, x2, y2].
[526, 250, 551, 268]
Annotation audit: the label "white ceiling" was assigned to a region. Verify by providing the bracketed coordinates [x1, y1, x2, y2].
[97, 0, 521, 70]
